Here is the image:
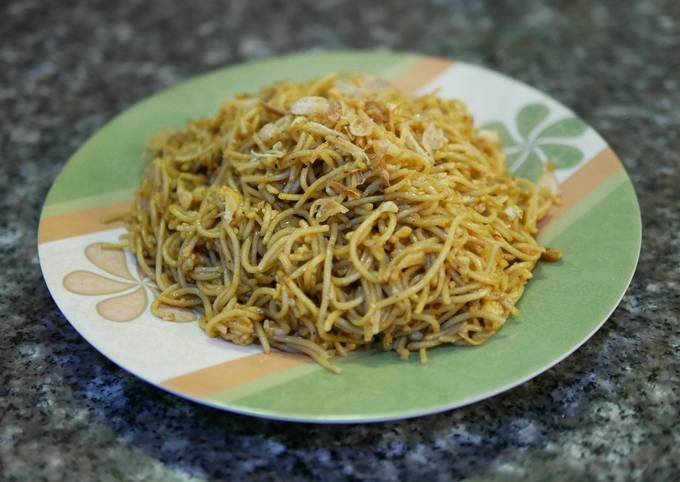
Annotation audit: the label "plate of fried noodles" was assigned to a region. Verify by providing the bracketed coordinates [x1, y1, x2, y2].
[39, 51, 640, 422]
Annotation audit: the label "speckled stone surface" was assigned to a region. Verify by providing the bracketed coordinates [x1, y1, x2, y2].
[1, 0, 679, 480]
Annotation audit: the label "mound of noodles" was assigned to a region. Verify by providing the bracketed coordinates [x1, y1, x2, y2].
[125, 74, 560, 373]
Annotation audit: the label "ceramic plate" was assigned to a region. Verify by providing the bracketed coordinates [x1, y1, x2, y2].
[39, 51, 641, 423]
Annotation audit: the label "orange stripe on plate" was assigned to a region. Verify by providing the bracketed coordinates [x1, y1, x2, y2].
[539, 147, 623, 229]
[39, 202, 131, 244]
[161, 352, 310, 398]
[392, 56, 453, 94]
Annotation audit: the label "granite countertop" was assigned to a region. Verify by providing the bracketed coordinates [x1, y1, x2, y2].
[2, 0, 678, 480]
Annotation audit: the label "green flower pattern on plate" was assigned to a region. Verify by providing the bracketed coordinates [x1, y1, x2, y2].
[483, 103, 588, 181]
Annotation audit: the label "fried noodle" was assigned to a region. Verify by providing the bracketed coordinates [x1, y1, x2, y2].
[125, 74, 561, 373]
